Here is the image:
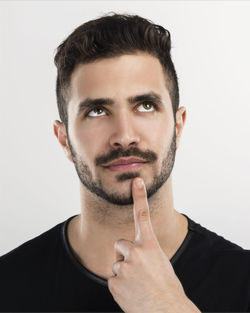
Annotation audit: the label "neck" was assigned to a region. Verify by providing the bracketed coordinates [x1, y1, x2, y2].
[67, 176, 188, 280]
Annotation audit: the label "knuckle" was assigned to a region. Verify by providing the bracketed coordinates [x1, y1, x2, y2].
[114, 238, 123, 248]
[112, 262, 119, 273]
[140, 209, 148, 218]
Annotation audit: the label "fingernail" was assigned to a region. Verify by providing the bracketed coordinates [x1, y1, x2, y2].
[136, 178, 143, 189]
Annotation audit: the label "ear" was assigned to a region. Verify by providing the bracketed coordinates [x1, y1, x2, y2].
[175, 107, 186, 150]
[53, 120, 73, 163]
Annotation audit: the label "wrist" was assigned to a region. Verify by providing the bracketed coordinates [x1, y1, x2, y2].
[178, 297, 201, 313]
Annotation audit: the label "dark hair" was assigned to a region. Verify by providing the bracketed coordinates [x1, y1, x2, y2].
[54, 13, 179, 130]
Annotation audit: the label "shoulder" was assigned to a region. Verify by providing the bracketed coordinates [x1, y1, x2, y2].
[182, 214, 250, 268]
[185, 214, 250, 273]
[180, 215, 250, 300]
[0, 218, 70, 310]
[186, 214, 245, 253]
[0, 219, 65, 278]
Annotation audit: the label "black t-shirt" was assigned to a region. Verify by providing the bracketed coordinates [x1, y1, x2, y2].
[0, 213, 250, 312]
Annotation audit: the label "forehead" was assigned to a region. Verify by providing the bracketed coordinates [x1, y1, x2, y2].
[69, 52, 170, 105]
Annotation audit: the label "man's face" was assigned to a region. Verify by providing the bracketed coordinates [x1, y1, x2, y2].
[66, 53, 177, 205]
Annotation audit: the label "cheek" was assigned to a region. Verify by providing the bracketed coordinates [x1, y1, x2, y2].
[147, 119, 174, 161]
[148, 118, 170, 143]
[69, 120, 101, 160]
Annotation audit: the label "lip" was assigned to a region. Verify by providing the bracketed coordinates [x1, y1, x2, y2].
[103, 157, 147, 167]
[107, 162, 146, 172]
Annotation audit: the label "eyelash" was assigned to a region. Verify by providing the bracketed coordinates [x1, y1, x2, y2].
[85, 102, 159, 118]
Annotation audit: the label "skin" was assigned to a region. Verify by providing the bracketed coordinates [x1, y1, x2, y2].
[53, 53, 199, 311]
[107, 177, 200, 313]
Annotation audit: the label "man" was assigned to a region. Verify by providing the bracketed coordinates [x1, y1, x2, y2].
[0, 13, 249, 312]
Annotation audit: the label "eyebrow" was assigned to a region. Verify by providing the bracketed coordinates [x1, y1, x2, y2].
[77, 91, 163, 116]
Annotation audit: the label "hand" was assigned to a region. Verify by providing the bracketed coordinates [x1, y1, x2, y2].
[107, 177, 201, 313]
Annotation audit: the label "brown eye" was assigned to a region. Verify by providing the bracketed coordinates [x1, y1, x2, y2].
[87, 107, 106, 117]
[137, 102, 156, 112]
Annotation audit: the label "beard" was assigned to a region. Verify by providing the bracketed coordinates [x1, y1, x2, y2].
[67, 127, 176, 206]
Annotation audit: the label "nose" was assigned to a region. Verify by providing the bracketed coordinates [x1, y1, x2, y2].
[109, 111, 140, 149]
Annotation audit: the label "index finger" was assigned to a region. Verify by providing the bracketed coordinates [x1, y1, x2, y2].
[132, 177, 154, 243]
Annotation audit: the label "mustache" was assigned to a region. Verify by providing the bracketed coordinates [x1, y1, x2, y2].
[95, 147, 157, 166]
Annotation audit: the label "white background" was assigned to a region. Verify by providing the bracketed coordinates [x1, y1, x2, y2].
[0, 1, 249, 255]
